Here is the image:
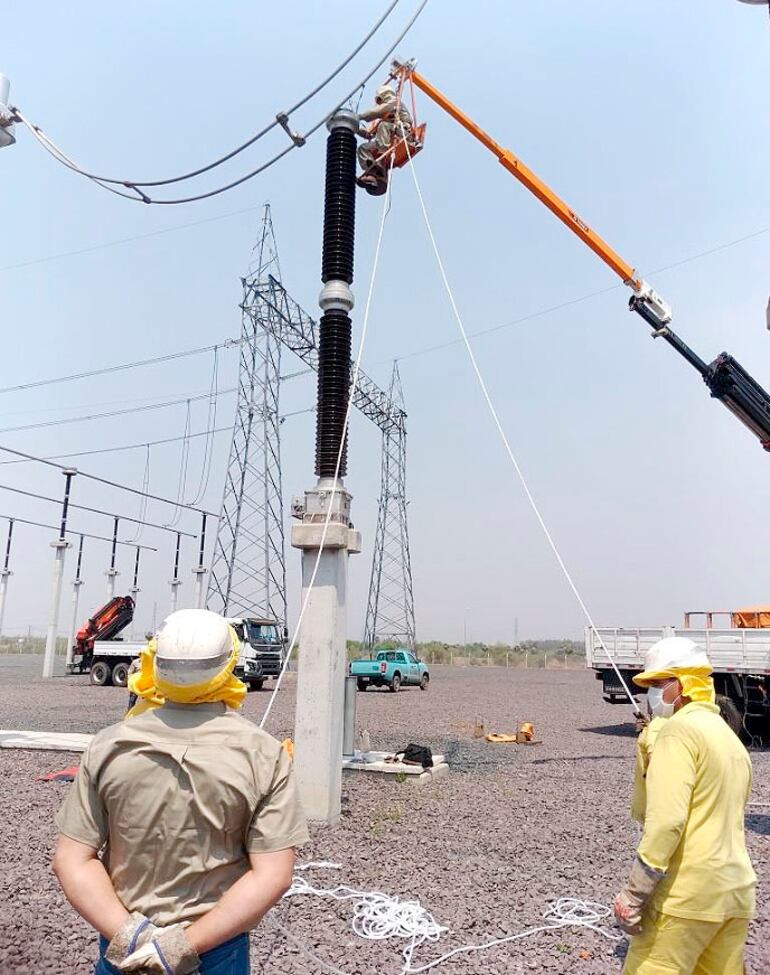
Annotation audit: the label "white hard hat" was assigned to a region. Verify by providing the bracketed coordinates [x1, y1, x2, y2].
[633, 636, 712, 688]
[155, 609, 235, 687]
[375, 85, 395, 103]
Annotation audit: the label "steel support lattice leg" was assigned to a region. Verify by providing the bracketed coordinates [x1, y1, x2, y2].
[206, 206, 287, 630]
[363, 363, 416, 652]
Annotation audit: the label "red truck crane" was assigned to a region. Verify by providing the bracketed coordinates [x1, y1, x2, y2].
[67, 595, 140, 686]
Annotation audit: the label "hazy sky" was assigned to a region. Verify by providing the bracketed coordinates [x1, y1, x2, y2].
[2, 0, 769, 646]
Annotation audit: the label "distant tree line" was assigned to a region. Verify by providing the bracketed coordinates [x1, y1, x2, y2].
[346, 638, 584, 668]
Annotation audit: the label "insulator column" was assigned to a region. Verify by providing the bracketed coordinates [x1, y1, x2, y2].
[64, 534, 85, 674]
[292, 108, 362, 826]
[316, 115, 357, 479]
[43, 469, 76, 679]
[316, 311, 352, 477]
[0, 519, 13, 640]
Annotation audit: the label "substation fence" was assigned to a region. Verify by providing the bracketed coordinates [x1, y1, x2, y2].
[425, 649, 582, 669]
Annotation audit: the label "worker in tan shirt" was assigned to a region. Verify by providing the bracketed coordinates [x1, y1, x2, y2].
[53, 608, 309, 975]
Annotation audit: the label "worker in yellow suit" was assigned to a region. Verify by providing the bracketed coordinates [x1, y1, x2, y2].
[614, 637, 755, 974]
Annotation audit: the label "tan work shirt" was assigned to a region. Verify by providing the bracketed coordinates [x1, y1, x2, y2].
[56, 702, 309, 925]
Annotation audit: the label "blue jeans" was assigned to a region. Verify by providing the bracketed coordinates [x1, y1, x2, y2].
[95, 933, 250, 975]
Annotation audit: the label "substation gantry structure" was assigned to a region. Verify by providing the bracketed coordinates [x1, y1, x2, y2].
[206, 206, 416, 652]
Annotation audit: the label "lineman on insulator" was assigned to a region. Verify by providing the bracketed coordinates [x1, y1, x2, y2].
[614, 637, 756, 975]
[356, 84, 413, 195]
[52, 608, 308, 975]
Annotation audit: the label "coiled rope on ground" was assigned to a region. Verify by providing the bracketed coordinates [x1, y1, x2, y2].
[276, 863, 620, 975]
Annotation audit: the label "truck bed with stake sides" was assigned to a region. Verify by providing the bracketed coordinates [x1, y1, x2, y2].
[586, 617, 770, 734]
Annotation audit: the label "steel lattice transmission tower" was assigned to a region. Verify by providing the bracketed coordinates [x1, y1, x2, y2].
[206, 206, 287, 628]
[208, 211, 415, 652]
[363, 363, 415, 651]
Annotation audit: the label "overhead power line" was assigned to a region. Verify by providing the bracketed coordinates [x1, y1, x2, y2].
[0, 445, 218, 516]
[11, 1, 429, 205]
[0, 512, 157, 550]
[13, 2, 401, 191]
[0, 387, 237, 435]
[392, 222, 770, 365]
[2, 202, 768, 377]
[0, 338, 241, 394]
[0, 405, 316, 465]
[0, 204, 267, 273]
[0, 482, 197, 537]
[0, 426, 232, 465]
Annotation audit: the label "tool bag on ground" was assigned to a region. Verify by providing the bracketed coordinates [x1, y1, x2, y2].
[396, 744, 433, 768]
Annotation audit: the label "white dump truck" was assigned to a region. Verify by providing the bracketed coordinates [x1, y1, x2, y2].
[586, 608, 770, 735]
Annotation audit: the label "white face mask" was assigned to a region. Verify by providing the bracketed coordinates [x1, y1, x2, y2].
[647, 687, 674, 718]
[647, 682, 679, 718]
[647, 684, 682, 718]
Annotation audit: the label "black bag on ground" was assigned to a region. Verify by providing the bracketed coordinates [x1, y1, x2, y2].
[397, 743, 433, 768]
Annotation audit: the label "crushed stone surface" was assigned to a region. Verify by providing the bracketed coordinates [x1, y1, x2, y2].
[0, 655, 768, 974]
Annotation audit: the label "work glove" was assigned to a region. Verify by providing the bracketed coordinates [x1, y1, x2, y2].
[634, 712, 649, 736]
[105, 913, 158, 966]
[613, 856, 666, 935]
[118, 924, 200, 975]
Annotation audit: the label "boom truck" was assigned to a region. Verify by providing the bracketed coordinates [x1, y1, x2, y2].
[378, 59, 770, 448]
[371, 61, 770, 729]
[68, 596, 286, 691]
[68, 595, 143, 687]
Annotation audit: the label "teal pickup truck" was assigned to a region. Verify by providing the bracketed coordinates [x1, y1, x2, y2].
[350, 649, 430, 693]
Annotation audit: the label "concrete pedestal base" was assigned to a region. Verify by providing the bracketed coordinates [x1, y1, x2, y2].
[342, 750, 450, 785]
[291, 482, 361, 825]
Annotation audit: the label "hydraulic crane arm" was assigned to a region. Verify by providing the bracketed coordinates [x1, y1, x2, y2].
[394, 61, 671, 326]
[390, 60, 770, 451]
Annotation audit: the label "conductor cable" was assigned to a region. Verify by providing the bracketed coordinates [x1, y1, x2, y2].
[10, 0, 428, 205]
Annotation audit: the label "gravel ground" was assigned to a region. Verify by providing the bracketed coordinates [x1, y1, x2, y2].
[0, 655, 768, 975]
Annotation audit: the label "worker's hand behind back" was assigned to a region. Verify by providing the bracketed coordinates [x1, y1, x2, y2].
[118, 924, 199, 975]
[105, 913, 158, 965]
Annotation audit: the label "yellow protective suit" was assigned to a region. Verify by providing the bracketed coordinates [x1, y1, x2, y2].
[629, 675, 716, 824]
[630, 716, 666, 824]
[623, 912, 750, 975]
[623, 700, 755, 975]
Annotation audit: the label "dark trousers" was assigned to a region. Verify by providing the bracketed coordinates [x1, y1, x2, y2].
[95, 933, 250, 975]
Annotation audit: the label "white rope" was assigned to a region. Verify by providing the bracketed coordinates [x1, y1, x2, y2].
[398, 123, 641, 715]
[282, 868, 620, 975]
[259, 155, 396, 729]
[293, 860, 343, 871]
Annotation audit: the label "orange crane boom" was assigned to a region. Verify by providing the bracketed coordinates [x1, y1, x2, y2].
[382, 59, 770, 451]
[392, 60, 672, 326]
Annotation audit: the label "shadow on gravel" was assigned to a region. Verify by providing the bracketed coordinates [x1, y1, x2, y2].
[531, 754, 626, 764]
[746, 813, 770, 836]
[580, 723, 637, 738]
[442, 739, 515, 773]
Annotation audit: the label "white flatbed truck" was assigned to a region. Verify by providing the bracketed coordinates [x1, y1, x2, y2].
[586, 611, 770, 734]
